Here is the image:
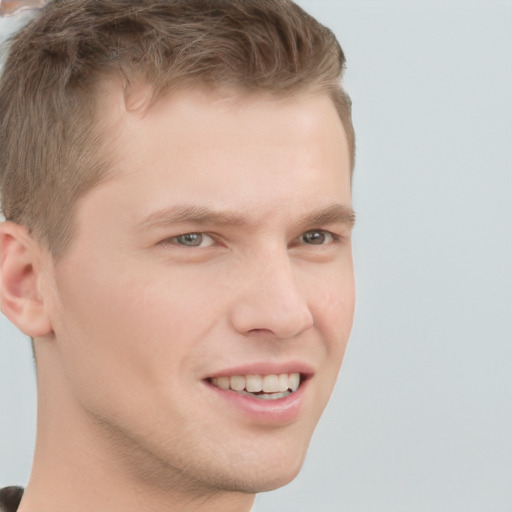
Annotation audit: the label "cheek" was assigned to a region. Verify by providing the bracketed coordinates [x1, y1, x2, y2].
[52, 264, 159, 394]
[312, 260, 355, 339]
[302, 272, 355, 428]
[318, 292, 354, 355]
[51, 265, 216, 437]
[54, 262, 222, 382]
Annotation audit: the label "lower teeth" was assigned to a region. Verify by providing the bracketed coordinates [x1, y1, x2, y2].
[237, 389, 291, 400]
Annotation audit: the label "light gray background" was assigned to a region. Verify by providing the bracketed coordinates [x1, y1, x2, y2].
[1, 1, 511, 511]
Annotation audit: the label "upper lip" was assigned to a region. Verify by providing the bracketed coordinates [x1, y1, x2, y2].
[205, 360, 316, 379]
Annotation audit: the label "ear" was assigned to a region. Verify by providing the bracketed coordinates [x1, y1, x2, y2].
[0, 221, 53, 337]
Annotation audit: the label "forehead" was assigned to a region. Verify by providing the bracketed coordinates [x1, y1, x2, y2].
[82, 86, 352, 231]
[101, 84, 349, 164]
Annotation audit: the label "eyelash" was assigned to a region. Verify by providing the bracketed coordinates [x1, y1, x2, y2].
[160, 229, 343, 249]
[160, 232, 214, 248]
[299, 230, 342, 246]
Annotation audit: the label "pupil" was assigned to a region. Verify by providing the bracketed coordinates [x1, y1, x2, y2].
[305, 231, 325, 244]
[179, 233, 202, 246]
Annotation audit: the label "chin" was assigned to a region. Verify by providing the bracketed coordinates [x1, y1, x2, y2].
[210, 466, 304, 495]
[202, 443, 308, 494]
[252, 464, 304, 493]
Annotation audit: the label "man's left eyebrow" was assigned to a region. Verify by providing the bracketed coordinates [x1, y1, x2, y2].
[297, 204, 356, 229]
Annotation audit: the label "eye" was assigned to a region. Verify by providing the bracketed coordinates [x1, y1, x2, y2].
[300, 230, 335, 245]
[168, 232, 214, 247]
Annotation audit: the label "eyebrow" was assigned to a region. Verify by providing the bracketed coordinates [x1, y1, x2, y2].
[138, 203, 356, 231]
[299, 203, 356, 230]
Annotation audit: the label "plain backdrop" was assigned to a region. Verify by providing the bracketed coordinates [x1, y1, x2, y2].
[1, 1, 511, 511]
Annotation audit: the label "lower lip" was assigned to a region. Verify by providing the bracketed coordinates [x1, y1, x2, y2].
[204, 380, 308, 425]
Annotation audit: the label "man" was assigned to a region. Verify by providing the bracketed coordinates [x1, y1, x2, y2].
[0, 1, 356, 510]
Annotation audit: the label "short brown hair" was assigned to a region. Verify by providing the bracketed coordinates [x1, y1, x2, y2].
[0, 0, 355, 257]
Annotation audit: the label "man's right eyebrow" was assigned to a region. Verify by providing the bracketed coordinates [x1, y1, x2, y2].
[138, 205, 249, 231]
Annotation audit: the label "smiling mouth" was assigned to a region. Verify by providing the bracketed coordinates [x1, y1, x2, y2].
[208, 373, 301, 400]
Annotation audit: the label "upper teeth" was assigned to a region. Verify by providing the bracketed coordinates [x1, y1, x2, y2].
[211, 373, 301, 393]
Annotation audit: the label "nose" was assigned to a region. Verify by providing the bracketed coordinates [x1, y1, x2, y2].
[229, 251, 314, 340]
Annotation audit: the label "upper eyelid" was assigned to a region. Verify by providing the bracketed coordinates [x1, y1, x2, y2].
[158, 228, 345, 246]
[299, 230, 341, 243]
[301, 228, 342, 238]
[159, 232, 215, 246]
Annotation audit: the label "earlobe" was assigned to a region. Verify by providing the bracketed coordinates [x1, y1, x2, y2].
[0, 221, 53, 338]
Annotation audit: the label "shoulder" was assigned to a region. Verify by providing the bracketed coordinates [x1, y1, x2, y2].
[0, 487, 24, 512]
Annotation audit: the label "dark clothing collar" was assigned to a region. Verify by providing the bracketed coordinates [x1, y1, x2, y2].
[0, 487, 24, 512]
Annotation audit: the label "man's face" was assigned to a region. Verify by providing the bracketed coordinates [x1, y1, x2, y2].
[45, 89, 355, 493]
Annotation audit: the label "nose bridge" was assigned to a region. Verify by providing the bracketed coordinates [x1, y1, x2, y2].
[229, 246, 314, 339]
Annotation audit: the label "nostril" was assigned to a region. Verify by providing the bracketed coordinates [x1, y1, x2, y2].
[230, 299, 314, 340]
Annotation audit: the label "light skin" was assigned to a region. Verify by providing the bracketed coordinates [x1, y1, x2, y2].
[0, 87, 355, 512]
